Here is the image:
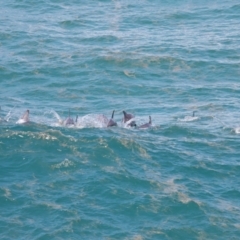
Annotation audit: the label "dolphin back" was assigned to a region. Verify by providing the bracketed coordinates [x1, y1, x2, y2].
[107, 110, 117, 127]
[65, 117, 74, 125]
[107, 119, 117, 127]
[138, 116, 152, 129]
[21, 110, 29, 121]
[16, 110, 30, 124]
[123, 111, 134, 123]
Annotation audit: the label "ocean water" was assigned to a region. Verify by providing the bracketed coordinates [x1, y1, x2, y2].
[1, 0, 240, 239]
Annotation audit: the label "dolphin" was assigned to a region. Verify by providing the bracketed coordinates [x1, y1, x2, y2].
[122, 110, 136, 127]
[107, 110, 117, 127]
[16, 110, 30, 124]
[63, 110, 75, 126]
[192, 111, 197, 117]
[138, 116, 152, 129]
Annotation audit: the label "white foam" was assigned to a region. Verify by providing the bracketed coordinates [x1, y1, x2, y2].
[234, 127, 240, 134]
[75, 114, 108, 128]
[51, 159, 74, 169]
[3, 188, 11, 198]
[16, 118, 27, 124]
[121, 118, 136, 128]
[178, 116, 199, 122]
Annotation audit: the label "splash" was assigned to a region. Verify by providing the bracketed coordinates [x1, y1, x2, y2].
[51, 110, 64, 126]
[121, 118, 137, 128]
[178, 116, 199, 122]
[0, 105, 16, 122]
[234, 127, 240, 134]
[76, 114, 109, 128]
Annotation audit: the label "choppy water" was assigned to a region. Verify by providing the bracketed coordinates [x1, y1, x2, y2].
[1, 0, 240, 239]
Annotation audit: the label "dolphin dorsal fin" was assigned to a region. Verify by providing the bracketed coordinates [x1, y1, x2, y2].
[111, 110, 115, 119]
[149, 116, 152, 124]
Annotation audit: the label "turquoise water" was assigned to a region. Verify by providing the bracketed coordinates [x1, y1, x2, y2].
[1, 0, 240, 239]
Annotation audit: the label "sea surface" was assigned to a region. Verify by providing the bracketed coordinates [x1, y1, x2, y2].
[1, 0, 240, 239]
